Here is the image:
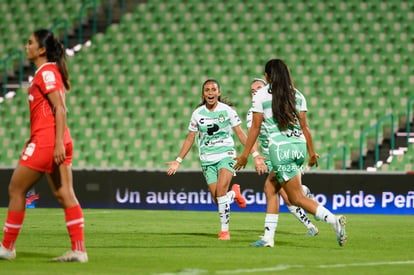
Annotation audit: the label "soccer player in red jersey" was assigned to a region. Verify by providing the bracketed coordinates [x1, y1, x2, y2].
[0, 29, 87, 262]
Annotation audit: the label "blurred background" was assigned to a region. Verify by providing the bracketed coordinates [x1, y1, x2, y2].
[0, 0, 413, 172]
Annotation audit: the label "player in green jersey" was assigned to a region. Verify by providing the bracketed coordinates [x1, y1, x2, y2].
[167, 79, 264, 240]
[235, 60, 347, 247]
[246, 79, 319, 248]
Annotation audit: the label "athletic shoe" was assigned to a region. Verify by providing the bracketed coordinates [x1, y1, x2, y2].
[335, 215, 347, 247]
[231, 184, 246, 208]
[0, 244, 16, 260]
[302, 185, 316, 200]
[52, 250, 88, 263]
[218, 231, 230, 240]
[306, 224, 319, 236]
[250, 237, 274, 248]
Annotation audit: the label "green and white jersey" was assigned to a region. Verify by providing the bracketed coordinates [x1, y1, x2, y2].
[189, 102, 242, 164]
[246, 108, 269, 158]
[251, 84, 307, 145]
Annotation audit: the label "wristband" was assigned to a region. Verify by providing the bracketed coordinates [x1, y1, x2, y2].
[175, 157, 183, 163]
[252, 151, 260, 158]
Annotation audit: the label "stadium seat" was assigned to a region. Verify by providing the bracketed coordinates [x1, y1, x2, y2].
[1, 0, 413, 171]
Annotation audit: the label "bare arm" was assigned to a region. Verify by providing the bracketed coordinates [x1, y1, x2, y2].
[233, 125, 247, 145]
[233, 125, 260, 154]
[47, 90, 67, 165]
[247, 126, 268, 174]
[233, 124, 266, 174]
[299, 111, 319, 167]
[234, 112, 263, 170]
[166, 131, 197, 175]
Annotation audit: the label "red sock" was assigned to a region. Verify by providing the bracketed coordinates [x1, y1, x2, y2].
[64, 205, 86, 252]
[2, 211, 25, 250]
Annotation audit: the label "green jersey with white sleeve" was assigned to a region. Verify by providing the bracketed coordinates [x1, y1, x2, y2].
[251, 84, 307, 145]
[189, 101, 242, 164]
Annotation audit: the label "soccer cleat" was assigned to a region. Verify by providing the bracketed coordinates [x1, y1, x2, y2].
[52, 250, 88, 263]
[231, 184, 246, 208]
[218, 231, 230, 240]
[250, 237, 274, 248]
[306, 224, 319, 236]
[335, 215, 347, 247]
[0, 243, 16, 260]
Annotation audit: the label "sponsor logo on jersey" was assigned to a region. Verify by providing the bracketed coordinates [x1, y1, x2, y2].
[42, 70, 56, 90]
[218, 114, 225, 123]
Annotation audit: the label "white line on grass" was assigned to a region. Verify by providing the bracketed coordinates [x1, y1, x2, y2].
[156, 260, 414, 275]
[216, 260, 414, 274]
[23, 210, 117, 216]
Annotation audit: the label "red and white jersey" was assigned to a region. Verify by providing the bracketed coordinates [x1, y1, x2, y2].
[28, 62, 71, 146]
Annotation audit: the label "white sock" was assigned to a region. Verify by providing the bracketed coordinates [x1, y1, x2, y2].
[263, 214, 278, 240]
[287, 205, 313, 229]
[226, 190, 235, 204]
[217, 195, 230, 232]
[315, 205, 336, 226]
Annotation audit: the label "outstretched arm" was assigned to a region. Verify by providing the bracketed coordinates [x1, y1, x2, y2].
[166, 131, 197, 175]
[233, 125, 260, 153]
[233, 124, 267, 174]
[234, 112, 263, 170]
[247, 126, 268, 175]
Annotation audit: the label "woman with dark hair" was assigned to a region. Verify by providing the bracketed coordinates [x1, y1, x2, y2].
[246, 78, 318, 248]
[235, 59, 347, 247]
[167, 79, 263, 240]
[0, 29, 87, 262]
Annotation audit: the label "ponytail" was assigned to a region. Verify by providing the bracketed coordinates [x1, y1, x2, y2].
[265, 59, 299, 131]
[33, 29, 71, 91]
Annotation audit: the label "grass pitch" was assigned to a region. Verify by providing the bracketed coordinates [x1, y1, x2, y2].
[0, 208, 413, 274]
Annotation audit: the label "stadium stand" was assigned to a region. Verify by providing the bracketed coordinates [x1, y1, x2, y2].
[380, 143, 414, 172]
[0, 0, 413, 171]
[0, 0, 88, 60]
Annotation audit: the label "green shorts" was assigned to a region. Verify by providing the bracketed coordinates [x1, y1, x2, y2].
[201, 157, 236, 185]
[269, 142, 306, 183]
[263, 155, 273, 173]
